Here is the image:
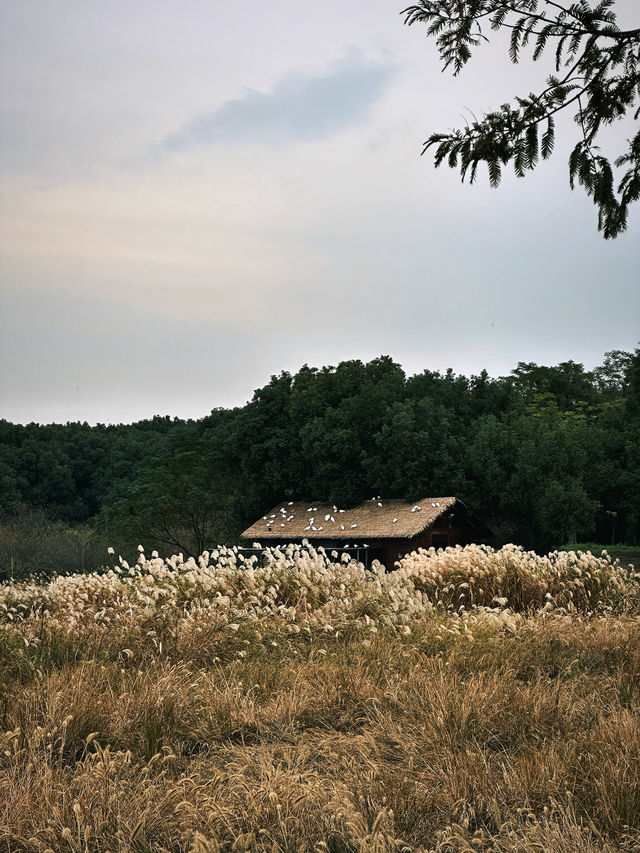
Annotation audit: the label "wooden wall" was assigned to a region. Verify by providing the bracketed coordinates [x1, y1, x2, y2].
[375, 513, 474, 568]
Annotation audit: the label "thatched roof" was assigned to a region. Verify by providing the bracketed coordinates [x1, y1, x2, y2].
[241, 497, 459, 541]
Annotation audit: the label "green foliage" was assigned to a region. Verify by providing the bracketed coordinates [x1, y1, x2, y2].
[1, 347, 639, 570]
[402, 0, 640, 237]
[103, 424, 238, 558]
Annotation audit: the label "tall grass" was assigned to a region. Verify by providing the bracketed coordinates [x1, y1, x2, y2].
[1, 544, 639, 852]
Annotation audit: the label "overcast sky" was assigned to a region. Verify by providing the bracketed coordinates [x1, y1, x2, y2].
[1, 0, 638, 425]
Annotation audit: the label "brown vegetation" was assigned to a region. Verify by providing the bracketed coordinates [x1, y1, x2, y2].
[1, 545, 639, 851]
[1, 613, 639, 852]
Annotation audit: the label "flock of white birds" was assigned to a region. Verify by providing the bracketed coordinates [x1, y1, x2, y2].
[261, 496, 445, 546]
[263, 501, 351, 533]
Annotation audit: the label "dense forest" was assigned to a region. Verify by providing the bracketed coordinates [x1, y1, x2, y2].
[1, 348, 639, 578]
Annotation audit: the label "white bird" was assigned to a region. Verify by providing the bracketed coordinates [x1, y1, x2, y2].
[340, 525, 345, 530]
[351, 523, 357, 528]
[288, 501, 293, 506]
[280, 523, 285, 528]
[324, 514, 331, 521]
[377, 502, 382, 507]
[393, 518, 398, 523]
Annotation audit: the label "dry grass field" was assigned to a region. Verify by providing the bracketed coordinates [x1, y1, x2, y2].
[1, 544, 639, 852]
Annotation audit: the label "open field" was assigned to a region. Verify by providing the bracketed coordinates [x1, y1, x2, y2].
[1, 545, 639, 852]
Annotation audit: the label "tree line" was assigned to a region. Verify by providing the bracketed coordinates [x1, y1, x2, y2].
[1, 348, 639, 578]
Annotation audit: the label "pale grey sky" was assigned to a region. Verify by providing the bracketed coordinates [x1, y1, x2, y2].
[1, 0, 638, 424]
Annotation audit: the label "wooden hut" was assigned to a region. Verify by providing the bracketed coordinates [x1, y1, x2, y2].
[241, 497, 489, 568]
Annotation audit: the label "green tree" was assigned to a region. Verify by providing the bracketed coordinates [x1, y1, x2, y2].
[626, 346, 640, 416]
[464, 408, 598, 549]
[365, 398, 465, 499]
[593, 348, 634, 395]
[103, 429, 236, 557]
[510, 359, 597, 411]
[621, 348, 640, 540]
[295, 357, 406, 505]
[403, 0, 640, 237]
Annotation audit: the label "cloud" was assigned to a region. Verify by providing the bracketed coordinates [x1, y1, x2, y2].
[161, 53, 394, 151]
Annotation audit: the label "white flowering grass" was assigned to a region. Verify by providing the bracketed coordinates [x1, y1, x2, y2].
[0, 545, 636, 643]
[396, 543, 638, 614]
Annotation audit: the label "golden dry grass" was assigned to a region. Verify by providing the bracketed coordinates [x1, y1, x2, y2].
[1, 545, 639, 852]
